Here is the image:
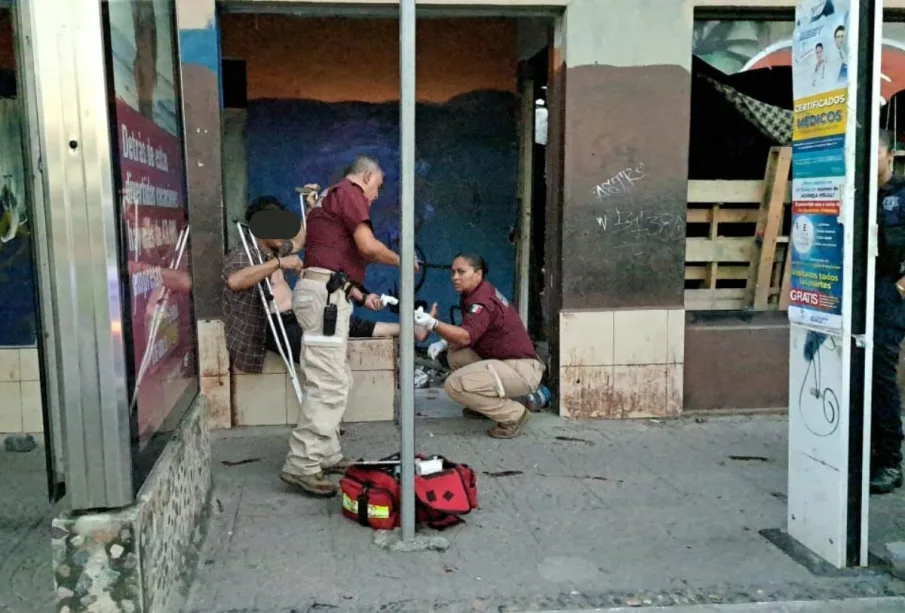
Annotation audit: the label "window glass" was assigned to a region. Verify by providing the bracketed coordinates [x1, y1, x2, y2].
[103, 0, 197, 489]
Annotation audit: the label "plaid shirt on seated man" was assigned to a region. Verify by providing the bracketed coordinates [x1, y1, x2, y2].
[222, 245, 272, 373]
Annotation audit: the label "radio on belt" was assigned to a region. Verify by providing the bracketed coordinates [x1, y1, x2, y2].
[415, 456, 443, 476]
[322, 271, 349, 337]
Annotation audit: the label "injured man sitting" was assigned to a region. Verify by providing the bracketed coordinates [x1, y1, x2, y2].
[222, 194, 437, 375]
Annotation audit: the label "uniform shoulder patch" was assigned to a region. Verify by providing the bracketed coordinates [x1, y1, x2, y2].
[494, 290, 509, 307]
[468, 303, 484, 314]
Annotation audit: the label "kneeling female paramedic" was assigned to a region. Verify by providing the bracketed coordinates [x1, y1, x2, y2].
[414, 252, 545, 439]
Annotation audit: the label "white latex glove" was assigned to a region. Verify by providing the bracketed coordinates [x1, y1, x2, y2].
[427, 339, 448, 360]
[380, 294, 399, 308]
[414, 306, 439, 330]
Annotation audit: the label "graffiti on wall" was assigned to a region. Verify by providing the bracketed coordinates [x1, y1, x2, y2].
[243, 90, 519, 330]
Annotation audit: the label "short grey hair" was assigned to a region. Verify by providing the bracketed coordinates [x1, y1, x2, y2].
[344, 155, 382, 177]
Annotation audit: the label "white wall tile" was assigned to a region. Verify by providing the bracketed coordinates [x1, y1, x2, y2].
[344, 371, 395, 422]
[0, 381, 23, 433]
[234, 373, 287, 426]
[261, 351, 289, 375]
[559, 311, 614, 367]
[666, 363, 683, 417]
[611, 364, 669, 419]
[20, 381, 44, 433]
[347, 338, 396, 371]
[613, 310, 668, 366]
[198, 320, 230, 377]
[0, 349, 20, 382]
[666, 308, 685, 365]
[558, 365, 615, 419]
[201, 375, 232, 429]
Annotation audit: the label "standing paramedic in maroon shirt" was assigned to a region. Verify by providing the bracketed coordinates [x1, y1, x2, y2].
[280, 155, 418, 497]
[414, 252, 545, 439]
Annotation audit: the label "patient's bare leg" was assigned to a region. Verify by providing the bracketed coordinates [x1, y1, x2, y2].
[372, 322, 400, 338]
[372, 303, 439, 342]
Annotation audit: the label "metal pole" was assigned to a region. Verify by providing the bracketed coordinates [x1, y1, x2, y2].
[399, 0, 417, 541]
[853, 0, 883, 568]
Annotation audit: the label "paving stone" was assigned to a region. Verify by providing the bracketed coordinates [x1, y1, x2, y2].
[183, 414, 905, 613]
[4, 414, 905, 613]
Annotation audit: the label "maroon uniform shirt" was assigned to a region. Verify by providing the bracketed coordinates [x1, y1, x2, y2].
[459, 281, 537, 361]
[303, 179, 371, 284]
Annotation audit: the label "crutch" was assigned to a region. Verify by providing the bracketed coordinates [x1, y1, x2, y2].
[130, 225, 190, 413]
[297, 186, 315, 229]
[234, 219, 304, 404]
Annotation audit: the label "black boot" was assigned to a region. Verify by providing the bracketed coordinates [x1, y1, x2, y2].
[870, 465, 903, 495]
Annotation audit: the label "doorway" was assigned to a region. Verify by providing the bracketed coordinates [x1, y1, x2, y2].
[0, 4, 56, 612]
[217, 10, 556, 418]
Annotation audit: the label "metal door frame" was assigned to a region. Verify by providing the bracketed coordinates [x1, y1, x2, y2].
[16, 0, 134, 510]
[10, 0, 66, 501]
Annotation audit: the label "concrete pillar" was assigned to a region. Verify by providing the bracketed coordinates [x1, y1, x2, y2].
[555, 0, 692, 419]
[176, 1, 231, 428]
[176, 0, 224, 320]
[52, 400, 211, 613]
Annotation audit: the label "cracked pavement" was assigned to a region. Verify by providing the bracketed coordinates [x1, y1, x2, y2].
[0, 441, 56, 613]
[3, 413, 903, 613]
[183, 413, 905, 613]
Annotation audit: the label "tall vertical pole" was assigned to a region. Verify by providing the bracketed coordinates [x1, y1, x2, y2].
[847, 0, 882, 567]
[398, 0, 417, 541]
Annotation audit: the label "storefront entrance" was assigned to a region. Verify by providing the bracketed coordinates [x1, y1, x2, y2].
[216, 8, 557, 426]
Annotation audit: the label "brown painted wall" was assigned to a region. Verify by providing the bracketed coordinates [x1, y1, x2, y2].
[560, 64, 690, 310]
[219, 15, 517, 103]
[0, 10, 15, 70]
[684, 317, 790, 411]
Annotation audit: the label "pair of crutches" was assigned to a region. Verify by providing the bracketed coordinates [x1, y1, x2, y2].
[234, 219, 304, 405]
[129, 224, 191, 414]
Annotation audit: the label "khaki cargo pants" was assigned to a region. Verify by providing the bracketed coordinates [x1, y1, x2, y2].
[283, 268, 353, 477]
[444, 348, 544, 423]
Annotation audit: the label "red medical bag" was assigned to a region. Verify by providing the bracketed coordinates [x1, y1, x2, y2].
[339, 454, 478, 530]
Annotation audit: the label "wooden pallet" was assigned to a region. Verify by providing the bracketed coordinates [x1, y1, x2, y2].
[745, 147, 792, 309]
[684, 148, 793, 311]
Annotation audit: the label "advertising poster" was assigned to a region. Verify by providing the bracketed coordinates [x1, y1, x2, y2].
[108, 0, 195, 448]
[787, 0, 861, 569]
[788, 0, 850, 331]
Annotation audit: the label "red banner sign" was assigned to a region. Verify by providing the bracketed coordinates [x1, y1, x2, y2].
[116, 98, 193, 446]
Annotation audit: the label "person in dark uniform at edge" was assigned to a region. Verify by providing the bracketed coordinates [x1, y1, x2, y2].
[280, 155, 419, 497]
[872, 129, 905, 494]
[414, 253, 548, 439]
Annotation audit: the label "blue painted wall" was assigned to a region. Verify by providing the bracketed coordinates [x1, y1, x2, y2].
[244, 91, 519, 334]
[178, 15, 222, 107]
[0, 235, 36, 346]
[0, 66, 37, 347]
